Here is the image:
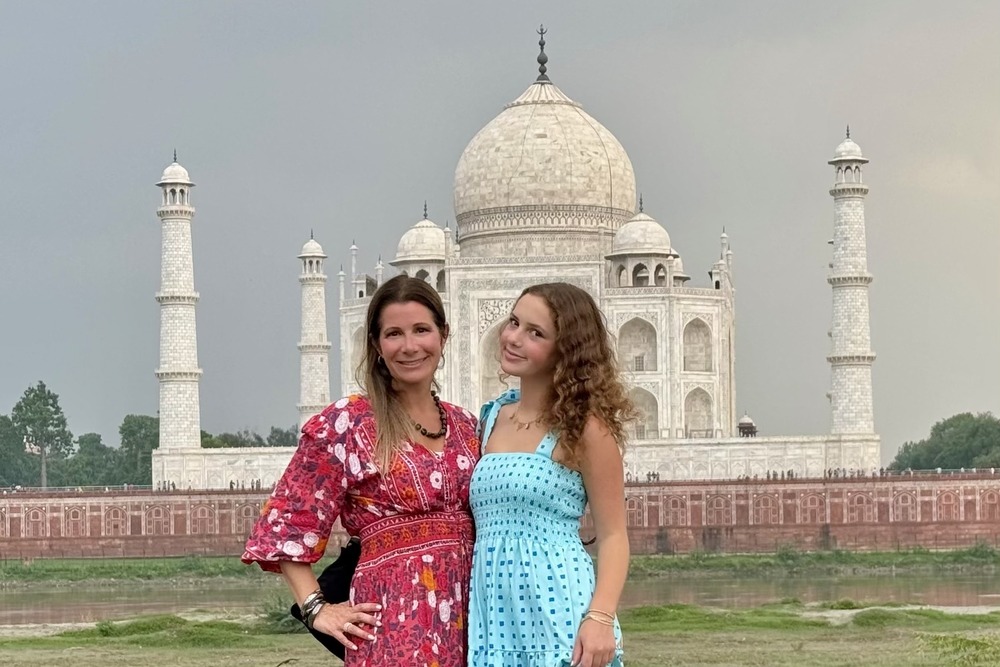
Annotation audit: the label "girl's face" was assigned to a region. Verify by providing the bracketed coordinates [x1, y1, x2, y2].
[499, 293, 557, 379]
[376, 301, 444, 389]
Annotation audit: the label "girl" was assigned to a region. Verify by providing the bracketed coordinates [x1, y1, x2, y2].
[468, 283, 635, 667]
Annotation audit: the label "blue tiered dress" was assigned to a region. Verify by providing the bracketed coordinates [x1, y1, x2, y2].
[468, 389, 624, 667]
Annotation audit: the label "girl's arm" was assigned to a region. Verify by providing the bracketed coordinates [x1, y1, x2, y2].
[573, 416, 629, 667]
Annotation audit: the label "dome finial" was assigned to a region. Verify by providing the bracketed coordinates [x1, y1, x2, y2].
[423, 200, 428, 219]
[846, 124, 851, 139]
[173, 148, 177, 163]
[536, 24, 549, 82]
[310, 228, 314, 240]
[639, 193, 644, 213]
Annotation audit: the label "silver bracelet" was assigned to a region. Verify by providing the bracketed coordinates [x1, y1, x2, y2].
[304, 599, 326, 630]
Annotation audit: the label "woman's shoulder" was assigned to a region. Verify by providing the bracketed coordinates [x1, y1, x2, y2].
[302, 395, 375, 440]
[440, 399, 478, 428]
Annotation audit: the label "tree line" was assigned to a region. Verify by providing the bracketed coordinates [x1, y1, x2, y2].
[889, 412, 1000, 471]
[0, 381, 299, 489]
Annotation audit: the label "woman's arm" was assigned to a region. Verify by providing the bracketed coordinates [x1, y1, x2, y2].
[280, 560, 380, 651]
[573, 416, 629, 667]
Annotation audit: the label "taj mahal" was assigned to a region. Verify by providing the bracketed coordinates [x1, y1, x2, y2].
[150, 35, 880, 490]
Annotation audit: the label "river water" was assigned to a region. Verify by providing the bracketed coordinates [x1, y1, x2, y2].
[2, 572, 998, 626]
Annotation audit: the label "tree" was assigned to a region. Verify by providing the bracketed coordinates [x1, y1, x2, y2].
[267, 425, 299, 447]
[0, 414, 36, 486]
[65, 433, 123, 487]
[119, 415, 159, 485]
[10, 381, 73, 488]
[889, 412, 1000, 471]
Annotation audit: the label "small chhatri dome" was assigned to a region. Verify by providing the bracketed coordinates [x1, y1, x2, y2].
[394, 217, 446, 263]
[611, 211, 672, 255]
[299, 238, 326, 258]
[832, 128, 864, 161]
[739, 412, 755, 426]
[158, 159, 193, 185]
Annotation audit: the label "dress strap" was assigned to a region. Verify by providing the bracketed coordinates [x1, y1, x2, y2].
[535, 431, 558, 459]
[478, 388, 520, 454]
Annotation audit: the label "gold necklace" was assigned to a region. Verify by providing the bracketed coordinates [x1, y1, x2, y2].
[509, 406, 543, 431]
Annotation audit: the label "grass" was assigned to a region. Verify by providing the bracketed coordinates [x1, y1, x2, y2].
[627, 543, 1000, 578]
[3, 603, 1000, 667]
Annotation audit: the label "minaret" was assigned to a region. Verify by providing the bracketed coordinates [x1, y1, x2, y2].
[827, 128, 876, 434]
[154, 154, 203, 451]
[297, 235, 332, 432]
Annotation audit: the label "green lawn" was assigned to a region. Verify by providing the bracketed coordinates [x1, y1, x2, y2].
[2, 604, 999, 667]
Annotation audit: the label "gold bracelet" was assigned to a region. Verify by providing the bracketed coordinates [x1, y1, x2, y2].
[583, 612, 615, 626]
[586, 608, 616, 620]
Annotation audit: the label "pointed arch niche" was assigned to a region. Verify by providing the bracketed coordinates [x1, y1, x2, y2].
[629, 387, 658, 440]
[350, 327, 365, 381]
[479, 322, 509, 405]
[618, 318, 657, 372]
[683, 318, 712, 372]
[684, 388, 713, 438]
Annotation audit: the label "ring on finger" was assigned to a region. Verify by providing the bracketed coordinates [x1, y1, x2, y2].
[343, 621, 352, 632]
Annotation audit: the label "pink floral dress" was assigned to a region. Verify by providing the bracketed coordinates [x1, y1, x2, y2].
[242, 395, 480, 667]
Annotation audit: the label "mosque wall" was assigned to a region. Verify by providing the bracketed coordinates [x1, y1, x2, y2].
[5, 474, 998, 559]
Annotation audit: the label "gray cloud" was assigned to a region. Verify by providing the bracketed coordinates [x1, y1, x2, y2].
[1, 1, 997, 464]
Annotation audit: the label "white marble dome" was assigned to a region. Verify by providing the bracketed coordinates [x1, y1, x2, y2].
[612, 212, 672, 255]
[395, 218, 445, 262]
[158, 161, 193, 185]
[453, 80, 636, 219]
[299, 238, 325, 258]
[739, 413, 755, 426]
[672, 253, 688, 278]
[833, 137, 863, 160]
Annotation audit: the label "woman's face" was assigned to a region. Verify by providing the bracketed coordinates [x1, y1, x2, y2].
[376, 301, 444, 389]
[499, 293, 557, 379]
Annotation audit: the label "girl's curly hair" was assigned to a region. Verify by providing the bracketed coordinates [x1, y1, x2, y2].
[520, 283, 637, 463]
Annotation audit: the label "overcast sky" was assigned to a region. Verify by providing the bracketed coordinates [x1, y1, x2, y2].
[1, 1, 997, 464]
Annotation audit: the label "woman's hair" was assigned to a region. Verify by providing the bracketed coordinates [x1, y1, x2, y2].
[519, 283, 637, 463]
[357, 274, 448, 469]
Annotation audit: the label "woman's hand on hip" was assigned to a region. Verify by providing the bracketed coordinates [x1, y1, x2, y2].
[312, 601, 382, 651]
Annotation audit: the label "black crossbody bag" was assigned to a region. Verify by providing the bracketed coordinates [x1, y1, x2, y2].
[289, 537, 362, 659]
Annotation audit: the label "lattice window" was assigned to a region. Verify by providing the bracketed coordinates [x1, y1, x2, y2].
[236, 504, 259, 536]
[982, 491, 999, 521]
[665, 496, 687, 526]
[938, 492, 959, 521]
[146, 506, 170, 535]
[753, 495, 778, 525]
[25, 508, 46, 538]
[105, 507, 128, 536]
[626, 498, 643, 527]
[893, 493, 917, 522]
[847, 494, 874, 523]
[800, 495, 825, 523]
[65, 507, 86, 538]
[706, 495, 732, 525]
[191, 505, 215, 535]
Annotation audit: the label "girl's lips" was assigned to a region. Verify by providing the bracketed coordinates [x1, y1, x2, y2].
[502, 348, 525, 362]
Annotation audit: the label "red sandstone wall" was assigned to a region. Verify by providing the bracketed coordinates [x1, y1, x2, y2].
[2, 475, 999, 559]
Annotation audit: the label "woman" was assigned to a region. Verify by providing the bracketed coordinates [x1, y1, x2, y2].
[243, 275, 480, 666]
[468, 283, 635, 667]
